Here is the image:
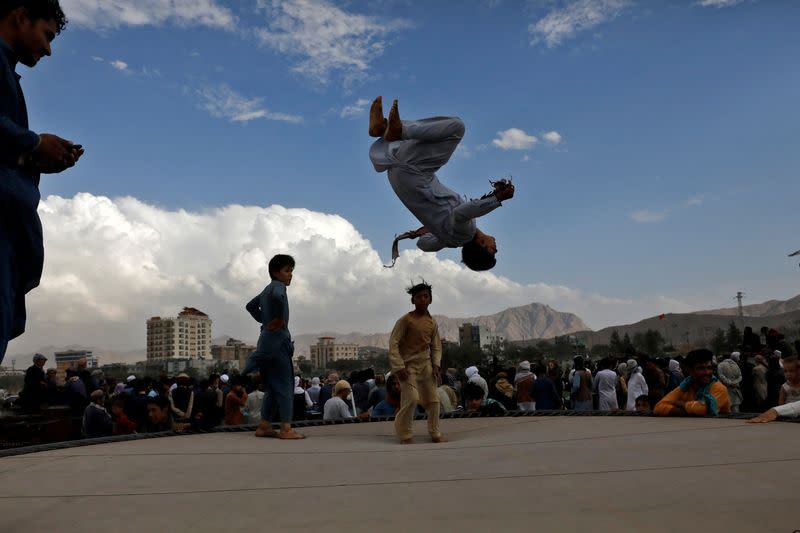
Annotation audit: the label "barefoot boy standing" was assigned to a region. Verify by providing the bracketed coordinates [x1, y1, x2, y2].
[389, 282, 446, 444]
[243, 254, 304, 440]
[368, 96, 514, 271]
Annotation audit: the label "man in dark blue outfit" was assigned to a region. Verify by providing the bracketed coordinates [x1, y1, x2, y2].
[0, 1, 84, 363]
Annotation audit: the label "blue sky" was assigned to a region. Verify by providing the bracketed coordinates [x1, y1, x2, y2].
[7, 0, 800, 353]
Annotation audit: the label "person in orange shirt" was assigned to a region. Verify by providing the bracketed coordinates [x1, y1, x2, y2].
[654, 349, 730, 417]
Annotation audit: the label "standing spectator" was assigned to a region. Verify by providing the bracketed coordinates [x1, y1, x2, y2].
[594, 358, 619, 411]
[82, 390, 112, 438]
[224, 377, 248, 426]
[65, 367, 88, 412]
[465, 366, 488, 400]
[717, 355, 743, 413]
[571, 356, 593, 412]
[625, 359, 649, 411]
[45, 367, 60, 405]
[292, 376, 312, 421]
[654, 349, 730, 417]
[169, 373, 194, 423]
[751, 355, 769, 411]
[514, 361, 536, 412]
[766, 351, 785, 408]
[779, 354, 800, 406]
[307, 377, 322, 408]
[643, 356, 666, 406]
[246, 382, 265, 425]
[666, 358, 683, 391]
[0, 0, 84, 364]
[532, 364, 562, 410]
[21, 353, 47, 411]
[111, 397, 136, 435]
[615, 362, 629, 409]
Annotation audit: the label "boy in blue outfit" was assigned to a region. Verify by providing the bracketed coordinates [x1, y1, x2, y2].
[244, 254, 305, 440]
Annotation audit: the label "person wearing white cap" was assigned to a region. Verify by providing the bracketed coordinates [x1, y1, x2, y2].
[465, 365, 488, 401]
[625, 359, 648, 411]
[514, 361, 536, 411]
[717, 353, 743, 413]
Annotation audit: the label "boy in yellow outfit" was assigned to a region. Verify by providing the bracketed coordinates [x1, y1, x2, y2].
[389, 282, 446, 444]
[654, 348, 730, 417]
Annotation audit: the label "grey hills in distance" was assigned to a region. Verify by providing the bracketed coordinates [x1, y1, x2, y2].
[10, 295, 800, 365]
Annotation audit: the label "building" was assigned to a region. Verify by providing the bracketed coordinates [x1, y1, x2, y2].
[310, 337, 359, 369]
[147, 307, 212, 361]
[459, 323, 504, 350]
[211, 338, 255, 369]
[54, 349, 98, 381]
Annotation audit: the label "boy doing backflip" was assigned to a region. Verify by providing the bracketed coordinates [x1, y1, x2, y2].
[388, 282, 445, 444]
[368, 97, 514, 271]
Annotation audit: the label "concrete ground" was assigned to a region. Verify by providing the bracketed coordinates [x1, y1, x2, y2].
[0, 416, 797, 533]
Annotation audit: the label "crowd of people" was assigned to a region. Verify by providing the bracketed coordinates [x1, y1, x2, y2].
[14, 324, 799, 441]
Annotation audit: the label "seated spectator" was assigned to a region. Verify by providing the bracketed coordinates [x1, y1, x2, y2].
[463, 382, 507, 416]
[323, 380, 369, 421]
[634, 395, 651, 412]
[146, 396, 175, 432]
[307, 377, 322, 408]
[292, 376, 312, 421]
[748, 399, 800, 423]
[111, 397, 137, 435]
[372, 374, 402, 417]
[489, 371, 517, 411]
[717, 353, 743, 413]
[779, 354, 800, 406]
[246, 382, 266, 425]
[465, 366, 488, 400]
[318, 372, 338, 410]
[654, 349, 730, 417]
[224, 377, 249, 426]
[367, 374, 387, 411]
[82, 390, 113, 438]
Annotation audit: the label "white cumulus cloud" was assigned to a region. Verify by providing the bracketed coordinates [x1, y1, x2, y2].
[61, 0, 236, 30]
[630, 210, 666, 223]
[492, 128, 538, 151]
[697, 0, 745, 7]
[8, 193, 656, 355]
[110, 60, 128, 71]
[529, 0, 630, 48]
[340, 98, 371, 118]
[193, 84, 303, 124]
[254, 0, 411, 84]
[542, 131, 563, 144]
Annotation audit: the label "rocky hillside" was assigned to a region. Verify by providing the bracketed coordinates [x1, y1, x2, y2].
[692, 294, 800, 318]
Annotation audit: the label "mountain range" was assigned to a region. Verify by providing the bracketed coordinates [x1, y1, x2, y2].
[7, 295, 800, 365]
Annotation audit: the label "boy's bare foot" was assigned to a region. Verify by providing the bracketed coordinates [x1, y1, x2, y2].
[278, 429, 306, 440]
[255, 423, 278, 438]
[384, 99, 402, 142]
[431, 434, 447, 443]
[400, 438, 414, 445]
[368, 96, 387, 137]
